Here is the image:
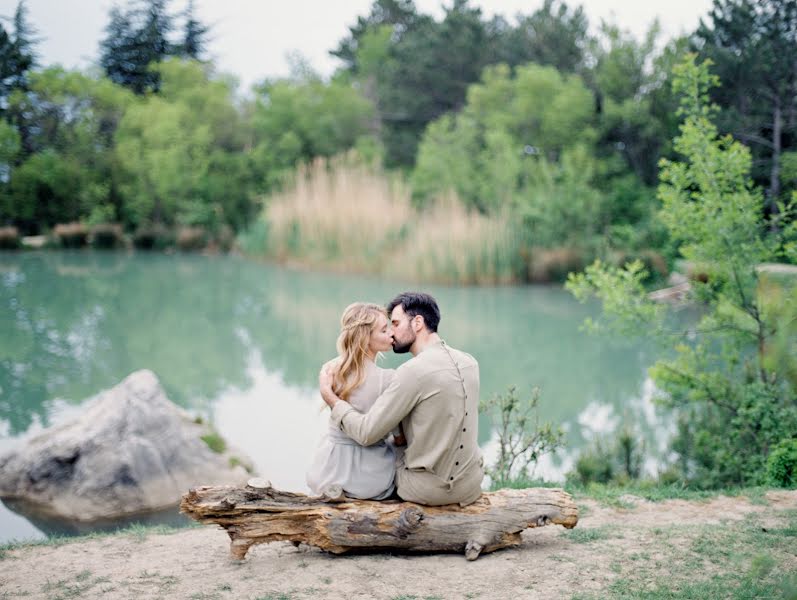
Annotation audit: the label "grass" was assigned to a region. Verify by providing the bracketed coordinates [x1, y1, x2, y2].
[240, 157, 523, 285]
[40, 570, 112, 600]
[563, 526, 615, 544]
[492, 476, 778, 508]
[200, 431, 227, 454]
[569, 508, 797, 600]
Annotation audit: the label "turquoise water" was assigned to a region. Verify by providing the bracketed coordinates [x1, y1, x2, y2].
[0, 251, 670, 542]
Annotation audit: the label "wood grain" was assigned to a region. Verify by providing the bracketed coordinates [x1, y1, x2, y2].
[180, 483, 578, 560]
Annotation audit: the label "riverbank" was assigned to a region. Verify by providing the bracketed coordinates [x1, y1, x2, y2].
[2, 488, 795, 599]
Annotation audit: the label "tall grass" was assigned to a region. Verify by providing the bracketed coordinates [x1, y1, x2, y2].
[245, 157, 523, 285]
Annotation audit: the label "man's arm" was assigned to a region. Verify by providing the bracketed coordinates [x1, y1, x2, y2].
[319, 365, 419, 446]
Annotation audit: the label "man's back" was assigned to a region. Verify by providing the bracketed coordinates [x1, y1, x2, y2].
[331, 340, 484, 506]
[396, 341, 483, 506]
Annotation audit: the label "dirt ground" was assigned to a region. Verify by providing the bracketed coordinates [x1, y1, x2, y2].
[1, 490, 796, 600]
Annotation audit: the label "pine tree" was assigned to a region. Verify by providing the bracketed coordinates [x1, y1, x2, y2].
[99, 0, 175, 94]
[181, 0, 209, 60]
[9, 0, 36, 91]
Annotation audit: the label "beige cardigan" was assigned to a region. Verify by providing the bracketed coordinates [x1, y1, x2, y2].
[331, 340, 484, 506]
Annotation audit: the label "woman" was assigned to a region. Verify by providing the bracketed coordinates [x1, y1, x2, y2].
[306, 302, 402, 500]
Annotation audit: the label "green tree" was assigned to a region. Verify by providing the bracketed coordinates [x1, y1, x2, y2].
[115, 58, 253, 230]
[249, 69, 376, 190]
[694, 0, 797, 207]
[331, 0, 420, 73]
[493, 0, 589, 73]
[100, 0, 176, 94]
[178, 0, 209, 60]
[3, 68, 132, 231]
[567, 55, 797, 487]
[412, 62, 596, 212]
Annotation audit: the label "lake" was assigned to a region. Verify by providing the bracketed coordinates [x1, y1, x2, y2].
[0, 251, 671, 543]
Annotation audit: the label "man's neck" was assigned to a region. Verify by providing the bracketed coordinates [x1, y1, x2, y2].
[410, 332, 441, 356]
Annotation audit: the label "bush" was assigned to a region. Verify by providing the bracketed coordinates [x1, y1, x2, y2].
[53, 222, 88, 248]
[132, 224, 173, 250]
[200, 432, 227, 454]
[480, 386, 564, 485]
[175, 226, 208, 251]
[0, 226, 20, 249]
[609, 249, 669, 282]
[766, 439, 797, 488]
[210, 224, 235, 253]
[566, 427, 646, 486]
[89, 223, 124, 249]
[526, 247, 586, 283]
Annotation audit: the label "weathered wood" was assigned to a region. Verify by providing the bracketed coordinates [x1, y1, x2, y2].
[180, 483, 578, 561]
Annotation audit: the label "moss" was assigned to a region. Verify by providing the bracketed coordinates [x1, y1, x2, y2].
[200, 432, 226, 454]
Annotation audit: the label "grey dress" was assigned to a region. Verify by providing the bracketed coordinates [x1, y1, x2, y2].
[306, 361, 397, 500]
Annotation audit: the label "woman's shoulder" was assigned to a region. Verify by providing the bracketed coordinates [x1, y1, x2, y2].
[369, 363, 396, 394]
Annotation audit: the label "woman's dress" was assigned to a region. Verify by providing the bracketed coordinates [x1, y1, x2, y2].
[306, 361, 397, 500]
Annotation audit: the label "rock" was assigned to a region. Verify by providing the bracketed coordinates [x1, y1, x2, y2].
[0, 370, 252, 521]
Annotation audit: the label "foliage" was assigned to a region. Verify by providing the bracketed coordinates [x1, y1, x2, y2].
[200, 431, 226, 454]
[480, 385, 564, 485]
[566, 426, 647, 487]
[115, 59, 253, 231]
[694, 0, 797, 204]
[766, 438, 797, 488]
[249, 70, 377, 191]
[567, 54, 797, 488]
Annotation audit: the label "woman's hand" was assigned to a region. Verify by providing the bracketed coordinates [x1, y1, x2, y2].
[318, 360, 340, 408]
[319, 362, 334, 393]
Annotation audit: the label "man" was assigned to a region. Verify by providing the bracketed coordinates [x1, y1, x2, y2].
[319, 292, 484, 506]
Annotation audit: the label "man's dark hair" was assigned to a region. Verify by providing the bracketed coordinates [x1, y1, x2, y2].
[387, 292, 441, 333]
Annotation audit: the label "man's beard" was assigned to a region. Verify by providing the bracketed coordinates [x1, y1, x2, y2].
[392, 333, 415, 354]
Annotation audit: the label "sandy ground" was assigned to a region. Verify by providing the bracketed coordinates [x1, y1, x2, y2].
[1, 490, 796, 600]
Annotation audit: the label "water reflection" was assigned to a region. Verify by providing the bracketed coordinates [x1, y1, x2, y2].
[0, 251, 669, 542]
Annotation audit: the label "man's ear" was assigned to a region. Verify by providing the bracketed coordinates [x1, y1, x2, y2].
[413, 315, 425, 332]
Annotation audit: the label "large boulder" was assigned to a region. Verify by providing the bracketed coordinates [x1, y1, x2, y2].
[0, 370, 252, 521]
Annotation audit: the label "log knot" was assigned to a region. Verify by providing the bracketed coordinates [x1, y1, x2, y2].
[395, 506, 424, 538]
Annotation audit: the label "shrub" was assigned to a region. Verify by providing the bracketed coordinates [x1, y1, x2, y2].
[566, 427, 646, 486]
[526, 247, 586, 283]
[132, 224, 173, 250]
[213, 224, 235, 253]
[175, 226, 208, 251]
[766, 439, 797, 488]
[89, 223, 124, 249]
[480, 386, 564, 486]
[0, 226, 20, 249]
[53, 222, 88, 248]
[200, 432, 227, 454]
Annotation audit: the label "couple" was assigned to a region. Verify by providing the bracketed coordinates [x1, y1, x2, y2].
[307, 292, 484, 506]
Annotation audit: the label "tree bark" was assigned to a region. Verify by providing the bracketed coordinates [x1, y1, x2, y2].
[769, 97, 782, 212]
[180, 483, 578, 561]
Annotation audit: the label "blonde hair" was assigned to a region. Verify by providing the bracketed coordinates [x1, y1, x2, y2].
[333, 302, 387, 401]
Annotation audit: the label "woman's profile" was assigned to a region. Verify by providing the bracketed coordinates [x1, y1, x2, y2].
[306, 302, 403, 500]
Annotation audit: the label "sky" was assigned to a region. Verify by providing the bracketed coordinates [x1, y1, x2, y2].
[0, 0, 714, 92]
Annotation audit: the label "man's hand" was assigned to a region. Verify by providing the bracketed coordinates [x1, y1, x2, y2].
[319, 362, 341, 409]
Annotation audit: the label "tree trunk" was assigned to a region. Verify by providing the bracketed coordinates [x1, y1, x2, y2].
[180, 483, 578, 561]
[769, 97, 782, 213]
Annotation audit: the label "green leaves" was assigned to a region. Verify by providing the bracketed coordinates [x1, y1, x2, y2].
[567, 53, 797, 488]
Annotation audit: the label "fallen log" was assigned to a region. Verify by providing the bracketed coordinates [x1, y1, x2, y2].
[180, 481, 578, 561]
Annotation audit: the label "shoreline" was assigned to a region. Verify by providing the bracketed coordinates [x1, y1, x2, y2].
[2, 488, 795, 599]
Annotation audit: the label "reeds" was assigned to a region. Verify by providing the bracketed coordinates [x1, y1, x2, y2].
[250, 157, 523, 285]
